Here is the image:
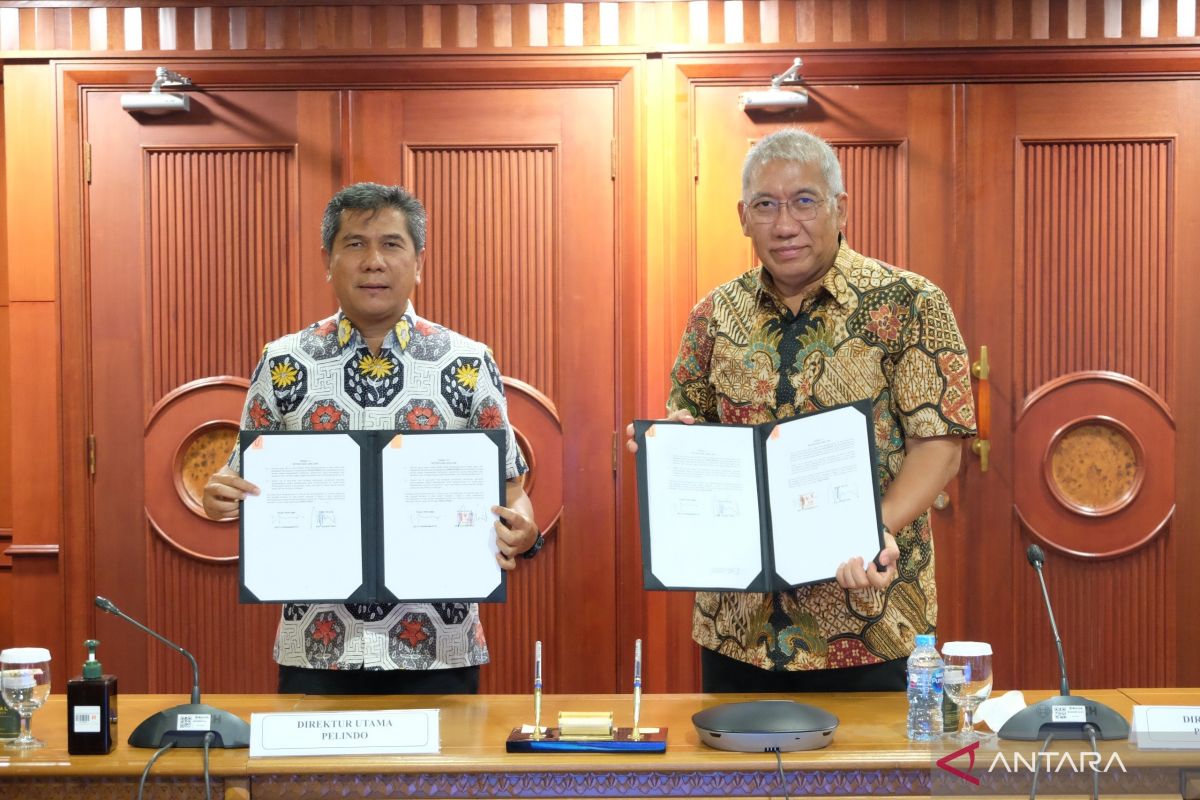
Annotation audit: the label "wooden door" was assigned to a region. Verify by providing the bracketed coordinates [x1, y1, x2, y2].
[85, 88, 341, 693]
[348, 86, 620, 693]
[654, 63, 968, 690]
[967, 81, 1200, 690]
[83, 72, 627, 695]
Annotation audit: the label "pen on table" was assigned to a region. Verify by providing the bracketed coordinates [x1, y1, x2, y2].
[632, 638, 642, 741]
[533, 640, 543, 740]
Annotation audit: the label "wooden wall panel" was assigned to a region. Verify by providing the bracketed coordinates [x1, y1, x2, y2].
[411, 146, 558, 398]
[1021, 139, 1171, 399]
[0, 88, 10, 646]
[0, 527, 10, 650]
[0, 0, 1198, 55]
[1016, 534, 1173, 689]
[4, 65, 63, 661]
[1009, 135, 1175, 689]
[409, 144, 562, 693]
[145, 147, 297, 404]
[139, 146, 299, 692]
[837, 142, 903, 268]
[148, 534, 279, 692]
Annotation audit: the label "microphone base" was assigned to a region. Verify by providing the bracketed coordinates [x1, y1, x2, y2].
[997, 694, 1130, 741]
[127, 702, 251, 749]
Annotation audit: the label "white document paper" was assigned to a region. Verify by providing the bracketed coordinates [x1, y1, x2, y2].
[1129, 706, 1200, 749]
[381, 432, 502, 600]
[242, 433, 364, 601]
[636, 402, 882, 592]
[766, 404, 881, 585]
[250, 709, 440, 757]
[642, 424, 764, 589]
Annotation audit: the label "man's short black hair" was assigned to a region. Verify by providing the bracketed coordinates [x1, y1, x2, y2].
[321, 182, 427, 253]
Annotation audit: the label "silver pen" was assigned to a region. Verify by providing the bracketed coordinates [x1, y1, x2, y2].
[532, 640, 543, 740]
[631, 638, 642, 740]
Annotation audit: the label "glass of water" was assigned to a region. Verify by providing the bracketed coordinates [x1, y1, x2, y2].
[1, 647, 52, 750]
[942, 641, 992, 741]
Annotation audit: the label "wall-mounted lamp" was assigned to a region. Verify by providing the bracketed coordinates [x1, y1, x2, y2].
[738, 58, 808, 113]
[121, 67, 194, 115]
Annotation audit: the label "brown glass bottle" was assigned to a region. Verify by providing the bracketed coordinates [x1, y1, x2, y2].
[66, 639, 118, 755]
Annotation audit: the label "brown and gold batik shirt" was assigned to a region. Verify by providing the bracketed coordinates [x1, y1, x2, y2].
[668, 239, 976, 671]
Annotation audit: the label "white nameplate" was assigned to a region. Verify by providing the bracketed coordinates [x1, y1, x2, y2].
[250, 709, 440, 757]
[1129, 706, 1200, 750]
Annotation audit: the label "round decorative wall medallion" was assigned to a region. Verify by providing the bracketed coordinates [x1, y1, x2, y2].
[1014, 372, 1173, 559]
[144, 377, 249, 562]
[502, 377, 564, 537]
[1044, 417, 1144, 517]
[174, 423, 242, 514]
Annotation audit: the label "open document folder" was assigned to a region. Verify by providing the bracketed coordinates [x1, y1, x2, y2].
[632, 400, 884, 592]
[238, 429, 507, 604]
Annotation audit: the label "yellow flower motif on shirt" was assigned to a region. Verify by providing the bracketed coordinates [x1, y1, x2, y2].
[395, 319, 412, 349]
[270, 361, 300, 388]
[359, 354, 395, 380]
[455, 363, 480, 389]
[337, 318, 353, 347]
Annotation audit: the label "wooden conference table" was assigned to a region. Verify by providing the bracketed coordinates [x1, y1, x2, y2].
[1, 689, 1198, 799]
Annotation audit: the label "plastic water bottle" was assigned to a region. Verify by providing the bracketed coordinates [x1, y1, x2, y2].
[906, 633, 944, 741]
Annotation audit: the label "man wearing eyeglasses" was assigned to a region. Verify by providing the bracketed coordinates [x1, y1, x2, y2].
[643, 128, 976, 692]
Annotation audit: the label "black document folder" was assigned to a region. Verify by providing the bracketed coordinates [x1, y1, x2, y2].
[238, 429, 507, 605]
[632, 399, 884, 593]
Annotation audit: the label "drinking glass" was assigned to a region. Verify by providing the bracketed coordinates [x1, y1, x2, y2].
[1, 647, 52, 750]
[941, 641, 992, 741]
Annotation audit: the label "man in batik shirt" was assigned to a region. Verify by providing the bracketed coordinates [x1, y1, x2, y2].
[203, 183, 542, 694]
[658, 129, 975, 691]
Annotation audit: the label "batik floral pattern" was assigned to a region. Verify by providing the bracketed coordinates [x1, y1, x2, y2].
[230, 304, 527, 671]
[670, 239, 975, 672]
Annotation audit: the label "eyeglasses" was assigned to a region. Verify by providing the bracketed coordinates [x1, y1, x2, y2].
[745, 195, 826, 224]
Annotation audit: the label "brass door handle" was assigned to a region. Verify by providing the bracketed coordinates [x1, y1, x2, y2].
[971, 345, 990, 473]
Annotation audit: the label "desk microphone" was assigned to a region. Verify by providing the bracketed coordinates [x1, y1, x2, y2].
[996, 547, 1129, 741]
[95, 596, 250, 748]
[1026, 545, 1070, 696]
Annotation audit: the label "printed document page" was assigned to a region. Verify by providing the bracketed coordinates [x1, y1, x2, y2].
[380, 432, 502, 600]
[242, 433, 364, 601]
[643, 424, 763, 589]
[765, 404, 880, 585]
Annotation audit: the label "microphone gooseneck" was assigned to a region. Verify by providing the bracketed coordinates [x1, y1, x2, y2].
[95, 595, 202, 705]
[999, 545, 1130, 741]
[1024, 549, 1069, 696]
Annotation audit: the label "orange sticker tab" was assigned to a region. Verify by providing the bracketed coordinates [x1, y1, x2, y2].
[390, 434, 404, 448]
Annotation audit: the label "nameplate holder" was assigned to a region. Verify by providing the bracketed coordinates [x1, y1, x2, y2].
[250, 709, 439, 757]
[1129, 706, 1200, 750]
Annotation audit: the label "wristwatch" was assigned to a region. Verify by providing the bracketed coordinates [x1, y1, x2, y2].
[522, 530, 545, 559]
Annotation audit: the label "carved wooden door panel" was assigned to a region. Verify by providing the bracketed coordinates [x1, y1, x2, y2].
[967, 81, 1200, 690]
[348, 85, 619, 693]
[85, 77, 624, 695]
[85, 88, 340, 692]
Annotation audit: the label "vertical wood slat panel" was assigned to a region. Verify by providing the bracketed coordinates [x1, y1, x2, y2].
[410, 146, 557, 398]
[146, 148, 295, 405]
[1021, 140, 1170, 398]
[143, 146, 298, 694]
[1015, 535, 1172, 689]
[149, 535, 280, 693]
[836, 143, 902, 268]
[409, 146, 558, 692]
